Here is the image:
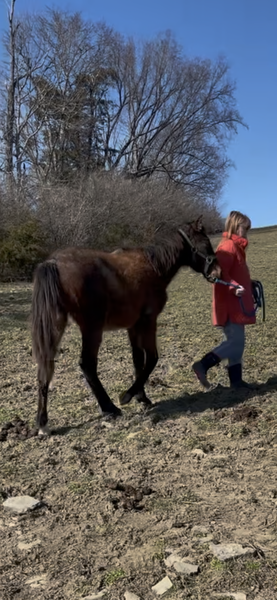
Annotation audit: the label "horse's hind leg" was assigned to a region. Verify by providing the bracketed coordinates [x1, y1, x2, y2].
[80, 329, 122, 418]
[127, 327, 152, 406]
[120, 321, 158, 406]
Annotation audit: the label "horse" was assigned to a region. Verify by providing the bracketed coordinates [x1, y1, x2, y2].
[31, 217, 221, 435]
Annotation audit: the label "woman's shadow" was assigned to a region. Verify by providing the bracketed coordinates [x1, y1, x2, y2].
[149, 375, 277, 420]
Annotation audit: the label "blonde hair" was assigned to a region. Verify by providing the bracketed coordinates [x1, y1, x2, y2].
[225, 210, 251, 238]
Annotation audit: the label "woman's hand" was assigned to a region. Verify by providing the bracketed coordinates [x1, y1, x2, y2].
[235, 285, 245, 297]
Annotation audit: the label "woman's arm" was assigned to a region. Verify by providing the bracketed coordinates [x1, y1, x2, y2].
[216, 244, 240, 293]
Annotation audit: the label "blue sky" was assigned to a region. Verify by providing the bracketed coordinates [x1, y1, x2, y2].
[0, 0, 276, 227]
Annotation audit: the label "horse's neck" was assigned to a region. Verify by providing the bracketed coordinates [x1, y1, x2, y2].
[163, 253, 187, 285]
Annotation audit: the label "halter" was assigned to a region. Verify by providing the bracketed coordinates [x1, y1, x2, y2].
[178, 228, 216, 279]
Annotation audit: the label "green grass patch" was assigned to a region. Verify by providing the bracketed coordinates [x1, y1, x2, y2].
[246, 560, 260, 572]
[152, 538, 166, 562]
[104, 568, 125, 586]
[210, 558, 227, 571]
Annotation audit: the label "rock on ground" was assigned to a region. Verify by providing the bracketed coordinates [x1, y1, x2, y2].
[151, 576, 173, 596]
[191, 525, 209, 535]
[124, 592, 140, 600]
[25, 574, 47, 589]
[164, 552, 182, 567]
[3, 496, 42, 514]
[213, 593, 247, 600]
[173, 561, 199, 574]
[210, 542, 255, 561]
[18, 539, 41, 551]
[82, 592, 107, 600]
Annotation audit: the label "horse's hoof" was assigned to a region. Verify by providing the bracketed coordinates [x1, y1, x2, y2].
[38, 425, 50, 437]
[119, 391, 132, 406]
[102, 406, 122, 418]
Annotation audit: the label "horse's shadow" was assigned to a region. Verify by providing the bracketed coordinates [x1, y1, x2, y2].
[148, 375, 277, 420]
[51, 417, 96, 437]
[50, 376, 277, 436]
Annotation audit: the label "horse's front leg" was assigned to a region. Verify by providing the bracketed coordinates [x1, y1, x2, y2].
[120, 322, 158, 406]
[80, 330, 122, 417]
[126, 327, 152, 406]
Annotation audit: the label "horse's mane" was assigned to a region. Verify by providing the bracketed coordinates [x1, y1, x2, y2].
[110, 227, 188, 276]
[143, 229, 184, 276]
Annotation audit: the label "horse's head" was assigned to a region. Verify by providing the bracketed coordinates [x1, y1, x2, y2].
[179, 217, 221, 282]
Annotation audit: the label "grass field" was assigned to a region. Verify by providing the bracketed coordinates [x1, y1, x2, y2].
[1, 227, 277, 599]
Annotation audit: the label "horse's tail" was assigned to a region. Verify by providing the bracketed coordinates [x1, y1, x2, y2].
[31, 259, 66, 366]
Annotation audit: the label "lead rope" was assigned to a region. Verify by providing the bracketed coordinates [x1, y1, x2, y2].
[214, 278, 265, 321]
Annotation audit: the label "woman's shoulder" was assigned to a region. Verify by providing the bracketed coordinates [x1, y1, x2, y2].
[216, 238, 237, 253]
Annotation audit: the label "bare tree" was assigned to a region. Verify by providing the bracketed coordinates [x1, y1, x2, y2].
[104, 32, 246, 202]
[0, 4, 50, 189]
[17, 11, 113, 182]
[1, 12, 245, 202]
[0, 7, 244, 244]
[0, 9, 113, 184]
[3, 0, 17, 188]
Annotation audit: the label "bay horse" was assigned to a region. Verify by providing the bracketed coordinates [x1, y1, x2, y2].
[31, 217, 221, 435]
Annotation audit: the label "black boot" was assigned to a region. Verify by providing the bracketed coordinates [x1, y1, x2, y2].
[192, 352, 221, 389]
[228, 364, 253, 389]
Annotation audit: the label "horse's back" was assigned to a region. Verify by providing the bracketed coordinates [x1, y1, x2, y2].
[50, 247, 161, 328]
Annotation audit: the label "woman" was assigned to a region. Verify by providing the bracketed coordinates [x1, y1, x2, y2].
[192, 210, 255, 389]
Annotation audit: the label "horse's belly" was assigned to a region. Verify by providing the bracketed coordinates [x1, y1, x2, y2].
[104, 300, 143, 330]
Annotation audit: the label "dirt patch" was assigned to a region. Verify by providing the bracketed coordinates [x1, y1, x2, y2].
[106, 480, 154, 510]
[231, 406, 259, 423]
[0, 416, 38, 442]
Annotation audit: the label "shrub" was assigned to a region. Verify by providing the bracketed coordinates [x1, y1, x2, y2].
[0, 219, 47, 281]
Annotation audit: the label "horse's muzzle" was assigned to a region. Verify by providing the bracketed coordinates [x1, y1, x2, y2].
[206, 261, 221, 283]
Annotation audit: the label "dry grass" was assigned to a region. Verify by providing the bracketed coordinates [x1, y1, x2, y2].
[0, 227, 277, 599]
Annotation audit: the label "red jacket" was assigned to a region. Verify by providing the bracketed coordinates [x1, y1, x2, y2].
[212, 233, 256, 326]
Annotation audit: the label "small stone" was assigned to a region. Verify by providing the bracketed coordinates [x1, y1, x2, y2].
[210, 542, 255, 561]
[152, 576, 173, 595]
[18, 539, 41, 551]
[25, 574, 47, 588]
[82, 593, 107, 600]
[164, 553, 182, 567]
[101, 422, 113, 429]
[181, 555, 195, 563]
[194, 534, 213, 544]
[124, 592, 140, 600]
[191, 448, 206, 458]
[127, 432, 141, 439]
[173, 562, 199, 575]
[213, 593, 247, 600]
[3, 496, 42, 514]
[191, 525, 209, 535]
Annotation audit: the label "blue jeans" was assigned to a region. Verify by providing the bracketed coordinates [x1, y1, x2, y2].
[213, 322, 245, 367]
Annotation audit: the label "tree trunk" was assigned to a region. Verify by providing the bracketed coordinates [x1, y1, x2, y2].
[5, 0, 17, 188]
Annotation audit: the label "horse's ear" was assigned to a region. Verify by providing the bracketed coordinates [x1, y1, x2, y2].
[192, 216, 203, 232]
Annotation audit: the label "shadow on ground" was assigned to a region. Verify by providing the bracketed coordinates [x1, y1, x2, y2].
[148, 375, 277, 419]
[46, 375, 277, 436]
